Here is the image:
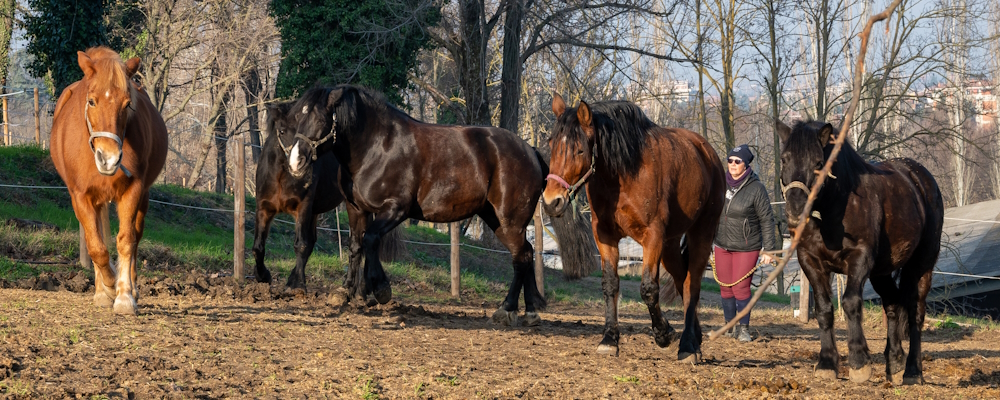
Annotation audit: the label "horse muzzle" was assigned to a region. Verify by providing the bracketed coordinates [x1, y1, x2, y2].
[94, 147, 122, 176]
[287, 142, 310, 178]
[541, 193, 569, 218]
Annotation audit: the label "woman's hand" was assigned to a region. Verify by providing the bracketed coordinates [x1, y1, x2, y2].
[760, 252, 774, 265]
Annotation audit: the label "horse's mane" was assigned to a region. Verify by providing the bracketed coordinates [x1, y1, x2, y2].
[791, 120, 874, 192]
[84, 47, 130, 96]
[560, 101, 654, 177]
[299, 85, 403, 139]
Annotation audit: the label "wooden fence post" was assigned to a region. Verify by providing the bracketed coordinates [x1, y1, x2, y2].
[534, 204, 544, 299]
[450, 221, 460, 298]
[798, 273, 811, 323]
[233, 134, 246, 283]
[34, 88, 40, 145]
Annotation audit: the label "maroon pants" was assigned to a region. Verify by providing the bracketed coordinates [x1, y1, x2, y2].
[714, 247, 758, 300]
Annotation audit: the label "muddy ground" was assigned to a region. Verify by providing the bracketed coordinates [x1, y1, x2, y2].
[1, 272, 998, 399]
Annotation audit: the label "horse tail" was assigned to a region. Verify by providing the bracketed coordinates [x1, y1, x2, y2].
[533, 147, 549, 176]
[379, 227, 405, 263]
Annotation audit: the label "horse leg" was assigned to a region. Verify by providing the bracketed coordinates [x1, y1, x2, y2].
[111, 185, 145, 316]
[344, 203, 369, 302]
[594, 230, 622, 356]
[287, 205, 317, 291]
[870, 274, 906, 383]
[131, 191, 150, 301]
[252, 203, 277, 283]
[362, 207, 406, 304]
[800, 256, 839, 379]
[901, 264, 934, 384]
[70, 195, 115, 307]
[487, 213, 542, 327]
[674, 225, 713, 363]
[641, 235, 675, 350]
[842, 254, 875, 383]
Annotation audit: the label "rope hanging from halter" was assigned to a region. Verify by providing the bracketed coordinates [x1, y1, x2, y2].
[85, 100, 133, 178]
[546, 143, 597, 199]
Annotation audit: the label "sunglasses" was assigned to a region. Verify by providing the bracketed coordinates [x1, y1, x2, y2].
[727, 158, 744, 165]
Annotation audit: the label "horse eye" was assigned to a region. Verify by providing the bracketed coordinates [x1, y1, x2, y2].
[576, 149, 584, 156]
[87, 98, 96, 107]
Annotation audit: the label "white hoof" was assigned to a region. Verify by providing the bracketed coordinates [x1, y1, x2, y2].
[596, 343, 619, 357]
[94, 291, 114, 308]
[491, 309, 517, 326]
[113, 295, 138, 316]
[849, 365, 872, 383]
[521, 312, 541, 327]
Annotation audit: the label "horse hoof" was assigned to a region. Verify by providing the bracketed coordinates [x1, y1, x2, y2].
[901, 375, 923, 385]
[814, 369, 838, 380]
[890, 370, 905, 384]
[327, 288, 350, 308]
[256, 270, 272, 284]
[93, 292, 114, 308]
[491, 309, 517, 326]
[522, 312, 541, 327]
[374, 285, 392, 305]
[654, 328, 678, 348]
[112, 295, 138, 316]
[849, 365, 872, 383]
[677, 351, 700, 364]
[596, 344, 619, 357]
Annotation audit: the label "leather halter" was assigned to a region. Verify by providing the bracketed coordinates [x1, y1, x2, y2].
[85, 100, 133, 178]
[546, 143, 596, 200]
[278, 113, 336, 162]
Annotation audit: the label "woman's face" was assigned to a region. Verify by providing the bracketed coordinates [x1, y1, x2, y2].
[728, 157, 747, 177]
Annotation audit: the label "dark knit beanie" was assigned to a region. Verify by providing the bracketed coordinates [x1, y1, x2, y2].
[728, 144, 754, 165]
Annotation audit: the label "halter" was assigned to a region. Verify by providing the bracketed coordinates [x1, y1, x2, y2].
[278, 113, 336, 162]
[781, 171, 837, 221]
[85, 100, 133, 178]
[546, 143, 596, 200]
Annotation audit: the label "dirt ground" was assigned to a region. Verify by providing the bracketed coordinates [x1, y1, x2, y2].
[1, 273, 998, 399]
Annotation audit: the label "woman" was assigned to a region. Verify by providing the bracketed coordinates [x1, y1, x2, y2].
[714, 144, 779, 342]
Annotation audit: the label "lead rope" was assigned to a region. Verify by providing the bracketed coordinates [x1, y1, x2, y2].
[710, 253, 766, 288]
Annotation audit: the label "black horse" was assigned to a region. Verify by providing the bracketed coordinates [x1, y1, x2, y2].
[778, 120, 943, 384]
[286, 85, 548, 325]
[253, 101, 398, 289]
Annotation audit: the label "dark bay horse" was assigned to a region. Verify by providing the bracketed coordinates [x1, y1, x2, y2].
[253, 101, 399, 289]
[542, 95, 725, 360]
[289, 85, 547, 325]
[50, 47, 168, 315]
[777, 120, 943, 384]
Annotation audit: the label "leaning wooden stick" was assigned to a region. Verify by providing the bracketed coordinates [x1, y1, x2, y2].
[708, 0, 904, 340]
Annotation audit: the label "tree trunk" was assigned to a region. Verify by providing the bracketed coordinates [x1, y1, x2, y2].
[458, 0, 489, 126]
[0, 0, 14, 110]
[499, 0, 522, 134]
[214, 90, 230, 194]
[244, 67, 263, 162]
[696, 0, 708, 138]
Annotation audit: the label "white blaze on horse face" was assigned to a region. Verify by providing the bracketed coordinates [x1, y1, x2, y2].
[302, 105, 309, 114]
[289, 142, 305, 173]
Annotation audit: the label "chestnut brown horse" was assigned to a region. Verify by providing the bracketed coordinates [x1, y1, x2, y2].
[290, 85, 548, 325]
[50, 47, 167, 315]
[777, 120, 943, 384]
[253, 101, 400, 289]
[542, 95, 725, 360]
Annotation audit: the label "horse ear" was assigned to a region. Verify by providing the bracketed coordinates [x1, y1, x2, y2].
[327, 87, 346, 112]
[819, 123, 835, 145]
[776, 119, 791, 143]
[552, 94, 566, 117]
[77, 51, 96, 78]
[125, 57, 141, 78]
[577, 100, 593, 129]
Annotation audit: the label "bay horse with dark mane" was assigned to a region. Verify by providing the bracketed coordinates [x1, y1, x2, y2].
[253, 101, 399, 289]
[288, 85, 548, 325]
[542, 95, 725, 360]
[50, 47, 167, 315]
[777, 120, 943, 384]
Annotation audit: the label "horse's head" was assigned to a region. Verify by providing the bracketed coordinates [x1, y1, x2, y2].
[778, 120, 834, 227]
[288, 86, 356, 177]
[265, 100, 302, 171]
[542, 94, 597, 217]
[78, 49, 140, 176]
